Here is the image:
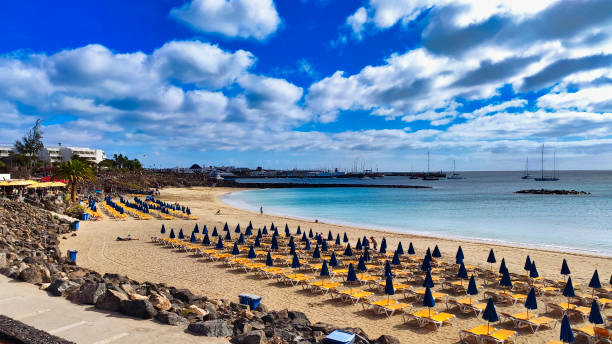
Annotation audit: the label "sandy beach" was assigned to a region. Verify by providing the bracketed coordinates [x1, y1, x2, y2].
[61, 187, 612, 343]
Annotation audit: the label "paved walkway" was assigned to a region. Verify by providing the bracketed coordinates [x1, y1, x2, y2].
[0, 275, 228, 344]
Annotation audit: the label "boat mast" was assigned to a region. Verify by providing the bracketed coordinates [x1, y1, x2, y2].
[541, 144, 544, 180]
[427, 151, 430, 174]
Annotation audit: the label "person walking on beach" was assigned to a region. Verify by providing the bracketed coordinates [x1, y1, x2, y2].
[370, 236, 378, 250]
[260, 206, 263, 215]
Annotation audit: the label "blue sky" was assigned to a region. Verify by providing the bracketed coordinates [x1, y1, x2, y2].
[1, 0, 612, 171]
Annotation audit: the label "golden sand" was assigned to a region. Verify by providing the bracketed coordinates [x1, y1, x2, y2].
[61, 187, 611, 343]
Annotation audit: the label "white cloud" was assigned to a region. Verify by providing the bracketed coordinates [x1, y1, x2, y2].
[170, 0, 281, 40]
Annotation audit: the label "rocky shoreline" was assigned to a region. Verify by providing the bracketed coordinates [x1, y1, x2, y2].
[0, 199, 397, 344]
[515, 189, 591, 195]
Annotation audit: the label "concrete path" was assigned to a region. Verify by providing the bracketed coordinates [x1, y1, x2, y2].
[0, 275, 229, 344]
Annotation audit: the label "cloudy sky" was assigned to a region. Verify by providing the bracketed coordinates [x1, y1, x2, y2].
[1, 0, 612, 171]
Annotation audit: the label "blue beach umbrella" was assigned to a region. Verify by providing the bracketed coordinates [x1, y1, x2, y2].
[500, 268, 513, 290]
[309, 228, 314, 238]
[256, 228, 262, 239]
[296, 226, 301, 235]
[363, 247, 371, 261]
[285, 224, 290, 237]
[456, 246, 464, 264]
[216, 236, 224, 249]
[212, 227, 218, 237]
[380, 238, 387, 254]
[304, 240, 311, 251]
[270, 235, 279, 250]
[335, 234, 341, 245]
[225, 230, 231, 241]
[362, 236, 369, 247]
[321, 240, 328, 252]
[245, 225, 252, 236]
[235, 224, 241, 233]
[190, 232, 197, 243]
[530, 261, 539, 279]
[391, 250, 401, 266]
[384, 260, 392, 277]
[248, 220, 253, 229]
[344, 243, 353, 257]
[458, 262, 468, 285]
[301, 232, 308, 242]
[343, 232, 349, 243]
[291, 253, 301, 269]
[262, 226, 268, 235]
[357, 256, 367, 272]
[423, 286, 435, 317]
[499, 258, 507, 274]
[202, 234, 210, 246]
[313, 245, 321, 259]
[525, 288, 538, 317]
[254, 235, 261, 247]
[588, 299, 604, 326]
[160, 224, 166, 234]
[482, 298, 499, 334]
[385, 274, 395, 304]
[248, 246, 257, 259]
[407, 242, 415, 255]
[559, 315, 575, 343]
[524, 255, 532, 273]
[425, 248, 432, 262]
[202, 225, 208, 235]
[289, 236, 295, 248]
[588, 270, 601, 298]
[238, 233, 245, 245]
[266, 252, 273, 266]
[178, 229, 184, 239]
[487, 249, 496, 271]
[467, 275, 478, 304]
[421, 256, 431, 272]
[169, 228, 175, 239]
[232, 242, 240, 255]
[355, 239, 362, 251]
[273, 227, 279, 237]
[432, 245, 441, 258]
[563, 277, 576, 310]
[423, 269, 434, 288]
[289, 243, 296, 256]
[560, 259, 571, 278]
[320, 260, 330, 277]
[193, 224, 199, 234]
[397, 242, 404, 255]
[329, 252, 339, 267]
[347, 263, 358, 284]
[316, 235, 323, 245]
[328, 230, 333, 241]
[223, 222, 229, 232]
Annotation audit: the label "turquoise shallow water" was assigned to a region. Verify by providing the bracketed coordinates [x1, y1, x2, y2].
[221, 171, 612, 256]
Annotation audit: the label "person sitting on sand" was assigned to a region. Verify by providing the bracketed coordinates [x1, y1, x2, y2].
[216, 209, 221, 215]
[370, 236, 377, 250]
[116, 234, 138, 241]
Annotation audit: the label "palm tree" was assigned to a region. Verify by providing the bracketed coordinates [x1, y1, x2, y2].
[53, 160, 96, 203]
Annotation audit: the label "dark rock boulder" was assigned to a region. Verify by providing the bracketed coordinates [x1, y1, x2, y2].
[119, 299, 157, 319]
[171, 288, 197, 304]
[155, 311, 189, 326]
[374, 335, 400, 344]
[46, 278, 78, 297]
[231, 330, 266, 344]
[95, 289, 128, 312]
[188, 319, 232, 337]
[73, 282, 106, 305]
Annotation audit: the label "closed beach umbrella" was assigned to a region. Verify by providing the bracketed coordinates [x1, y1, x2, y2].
[301, 232, 308, 242]
[245, 225, 252, 236]
[321, 240, 328, 252]
[270, 222, 275, 232]
[329, 252, 339, 267]
[362, 236, 369, 247]
[262, 226, 268, 235]
[178, 229, 184, 239]
[588, 270, 601, 298]
[285, 224, 290, 237]
[458, 262, 468, 286]
[309, 228, 314, 238]
[347, 263, 358, 292]
[423, 286, 435, 317]
[190, 232, 197, 243]
[232, 242, 240, 255]
[212, 227, 218, 237]
[291, 253, 301, 269]
[432, 245, 441, 258]
[225, 231, 231, 241]
[356, 239, 362, 251]
[223, 222, 229, 232]
[304, 240, 311, 251]
[530, 261, 539, 280]
[380, 237, 387, 254]
[563, 277, 576, 310]
[203, 225, 208, 235]
[254, 235, 261, 247]
[525, 288, 538, 317]
[202, 234, 210, 246]
[407, 242, 415, 255]
[560, 259, 571, 279]
[482, 298, 499, 334]
[456, 246, 464, 264]
[216, 236, 224, 249]
[421, 256, 431, 272]
[256, 229, 262, 239]
[499, 258, 507, 274]
[425, 248, 432, 261]
[524, 255, 532, 274]
[335, 234, 341, 245]
[289, 236, 295, 248]
[467, 275, 478, 304]
[289, 243, 296, 255]
[363, 247, 371, 261]
[588, 299, 604, 327]
[487, 249, 496, 271]
[248, 246, 257, 259]
[313, 245, 321, 259]
[384, 260, 392, 277]
[500, 268, 512, 290]
[316, 235, 323, 245]
[266, 252, 273, 266]
[169, 228, 175, 239]
[344, 243, 353, 257]
[273, 227, 279, 237]
[320, 260, 330, 277]
[296, 226, 301, 235]
[391, 250, 401, 266]
[423, 269, 435, 288]
[385, 274, 395, 304]
[248, 220, 253, 229]
[271, 235, 279, 250]
[559, 315, 575, 343]
[328, 230, 333, 241]
[343, 232, 349, 243]
[193, 224, 199, 234]
[397, 242, 404, 255]
[238, 233, 245, 245]
[357, 256, 367, 272]
[160, 224, 166, 234]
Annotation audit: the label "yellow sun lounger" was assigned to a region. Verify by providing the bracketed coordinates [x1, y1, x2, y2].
[573, 325, 612, 344]
[459, 324, 495, 343]
[450, 298, 487, 317]
[404, 309, 454, 330]
[367, 299, 412, 317]
[501, 312, 557, 333]
[481, 329, 517, 344]
[337, 289, 373, 304]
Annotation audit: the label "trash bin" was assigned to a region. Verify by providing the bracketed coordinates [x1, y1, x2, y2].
[324, 330, 355, 344]
[238, 293, 262, 310]
[81, 213, 90, 221]
[67, 250, 78, 262]
[72, 221, 80, 230]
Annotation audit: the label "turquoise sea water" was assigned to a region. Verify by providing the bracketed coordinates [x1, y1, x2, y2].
[221, 171, 612, 256]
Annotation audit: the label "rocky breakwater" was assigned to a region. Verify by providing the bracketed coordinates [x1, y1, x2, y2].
[515, 189, 591, 195]
[0, 200, 398, 344]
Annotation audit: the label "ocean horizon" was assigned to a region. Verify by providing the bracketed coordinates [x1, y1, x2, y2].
[221, 170, 612, 257]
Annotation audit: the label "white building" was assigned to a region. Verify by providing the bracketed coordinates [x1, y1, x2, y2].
[39, 146, 106, 164]
[0, 146, 13, 158]
[38, 146, 63, 163]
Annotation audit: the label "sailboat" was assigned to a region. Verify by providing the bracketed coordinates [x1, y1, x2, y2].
[422, 152, 439, 180]
[521, 157, 531, 179]
[534, 145, 559, 181]
[447, 160, 464, 179]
